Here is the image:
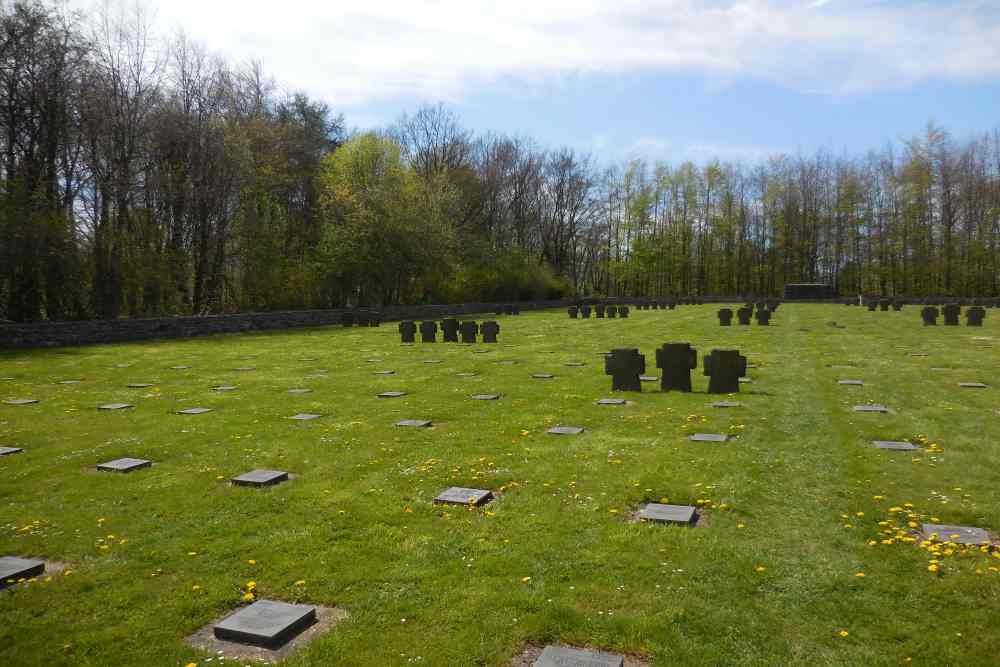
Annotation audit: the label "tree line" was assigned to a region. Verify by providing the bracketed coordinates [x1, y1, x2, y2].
[1, 1, 998, 322]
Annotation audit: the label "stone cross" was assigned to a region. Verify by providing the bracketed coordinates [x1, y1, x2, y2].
[604, 348, 645, 392]
[718, 308, 733, 326]
[866, 299, 878, 311]
[595, 304, 606, 318]
[606, 305, 618, 318]
[459, 320, 479, 343]
[755, 308, 771, 325]
[967, 306, 986, 326]
[942, 303, 961, 325]
[419, 320, 438, 343]
[568, 305, 579, 319]
[480, 320, 499, 343]
[441, 318, 459, 342]
[736, 307, 753, 325]
[920, 306, 939, 325]
[581, 305, 591, 318]
[655, 342, 697, 392]
[341, 311, 354, 327]
[399, 321, 417, 343]
[619, 305, 630, 318]
[879, 299, 890, 311]
[703, 349, 748, 393]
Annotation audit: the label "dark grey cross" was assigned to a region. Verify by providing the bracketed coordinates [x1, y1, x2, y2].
[736, 307, 753, 325]
[441, 318, 459, 342]
[655, 342, 697, 392]
[480, 321, 499, 343]
[399, 321, 417, 343]
[580, 305, 591, 318]
[595, 304, 606, 318]
[967, 306, 986, 326]
[703, 349, 747, 393]
[459, 321, 479, 343]
[942, 303, 961, 325]
[920, 306, 938, 325]
[755, 308, 771, 325]
[606, 305, 618, 318]
[718, 308, 733, 326]
[568, 306, 579, 319]
[604, 348, 645, 392]
[419, 320, 438, 343]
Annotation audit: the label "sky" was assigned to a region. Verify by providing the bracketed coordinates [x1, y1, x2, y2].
[71, 0, 1000, 164]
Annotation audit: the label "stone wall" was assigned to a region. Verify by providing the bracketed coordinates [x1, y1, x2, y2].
[0, 300, 574, 349]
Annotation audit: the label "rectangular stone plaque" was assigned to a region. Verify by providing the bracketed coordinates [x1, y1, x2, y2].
[456, 372, 478, 377]
[57, 380, 82, 385]
[423, 360, 442, 364]
[0, 447, 24, 456]
[3, 399, 38, 405]
[177, 407, 213, 415]
[213, 599, 316, 648]
[921, 524, 991, 545]
[597, 398, 626, 405]
[378, 391, 407, 398]
[838, 380, 864, 386]
[396, 419, 432, 428]
[547, 426, 584, 435]
[638, 503, 697, 525]
[853, 405, 888, 413]
[532, 373, 554, 379]
[711, 401, 741, 408]
[98, 403, 134, 411]
[498, 360, 517, 365]
[213, 386, 238, 392]
[287, 388, 312, 394]
[564, 362, 586, 367]
[688, 433, 728, 442]
[374, 370, 395, 375]
[0, 556, 45, 588]
[872, 440, 918, 451]
[232, 470, 288, 487]
[471, 394, 500, 401]
[433, 487, 494, 506]
[738, 377, 753, 384]
[127, 383, 153, 388]
[234, 367, 256, 372]
[170, 365, 191, 370]
[288, 413, 322, 421]
[535, 645, 624, 667]
[97, 457, 152, 473]
[959, 382, 987, 388]
[639, 375, 657, 382]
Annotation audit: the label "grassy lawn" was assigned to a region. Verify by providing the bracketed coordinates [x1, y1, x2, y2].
[1, 304, 999, 666]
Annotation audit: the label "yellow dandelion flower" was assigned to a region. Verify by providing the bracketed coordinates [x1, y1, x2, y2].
[294, 580, 305, 586]
[838, 630, 849, 638]
[521, 576, 532, 583]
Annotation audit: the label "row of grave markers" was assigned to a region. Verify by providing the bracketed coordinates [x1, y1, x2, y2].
[603, 346, 748, 393]
[399, 319, 499, 343]
[918, 305, 987, 326]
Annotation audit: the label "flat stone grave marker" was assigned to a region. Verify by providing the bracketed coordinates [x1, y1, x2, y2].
[213, 386, 238, 392]
[827, 364, 855, 369]
[564, 362, 585, 367]
[532, 373, 554, 379]
[921, 524, 991, 546]
[378, 391, 406, 398]
[234, 367, 256, 372]
[213, 599, 316, 648]
[433, 487, 494, 507]
[97, 457, 152, 473]
[548, 426, 584, 435]
[423, 359, 442, 364]
[639, 375, 658, 382]
[471, 394, 500, 400]
[374, 370, 395, 375]
[456, 372, 477, 377]
[535, 645, 625, 667]
[959, 382, 987, 389]
[872, 440, 919, 451]
[299, 357, 317, 362]
[3, 399, 38, 405]
[838, 380, 864, 386]
[396, 419, 432, 428]
[178, 407, 212, 415]
[597, 398, 627, 405]
[127, 383, 153, 388]
[98, 403, 134, 411]
[57, 380, 82, 385]
[854, 404, 889, 413]
[287, 389, 312, 394]
[909, 352, 928, 357]
[0, 447, 24, 456]
[688, 433, 728, 442]
[232, 470, 289, 487]
[711, 401, 741, 408]
[170, 365, 191, 370]
[738, 377, 753, 384]
[498, 360, 517, 365]
[638, 503, 698, 525]
[0, 556, 45, 588]
[288, 413, 322, 421]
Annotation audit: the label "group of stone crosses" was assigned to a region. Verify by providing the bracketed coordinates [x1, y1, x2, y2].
[604, 344, 747, 394]
[398, 318, 500, 343]
[920, 303, 987, 326]
[567, 303, 630, 319]
[718, 300, 780, 326]
[339, 310, 381, 327]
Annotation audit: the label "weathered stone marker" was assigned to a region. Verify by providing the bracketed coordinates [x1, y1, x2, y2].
[872, 440, 919, 451]
[288, 413, 323, 420]
[736, 307, 752, 325]
[0, 447, 24, 456]
[97, 457, 151, 473]
[638, 503, 698, 525]
[596, 398, 626, 405]
[595, 304, 606, 318]
[879, 299, 891, 311]
[419, 321, 438, 343]
[547, 426, 584, 435]
[967, 306, 986, 326]
[471, 394, 500, 400]
[399, 321, 417, 343]
[619, 305, 630, 318]
[232, 470, 288, 487]
[606, 305, 618, 318]
[703, 349, 747, 393]
[689, 433, 728, 442]
[340, 312, 354, 328]
[656, 343, 697, 393]
[755, 308, 771, 326]
[921, 524, 992, 546]
[534, 645, 624, 667]
[213, 599, 316, 648]
[459, 321, 478, 343]
[98, 403, 134, 411]
[378, 391, 406, 398]
[481, 320, 500, 343]
[3, 399, 38, 406]
[604, 348, 645, 392]
[853, 404, 889, 413]
[581, 305, 591, 318]
[433, 487, 493, 507]
[942, 303, 961, 326]
[441, 318, 459, 342]
[396, 419, 432, 427]
[718, 308, 733, 326]
[177, 407, 212, 415]
[920, 306, 939, 325]
[0, 556, 45, 589]
[568, 306, 579, 319]
[838, 380, 864, 386]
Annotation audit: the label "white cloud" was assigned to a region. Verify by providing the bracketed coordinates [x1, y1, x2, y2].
[68, 0, 1000, 110]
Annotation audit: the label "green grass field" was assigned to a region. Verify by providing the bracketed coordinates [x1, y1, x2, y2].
[1, 304, 998, 666]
